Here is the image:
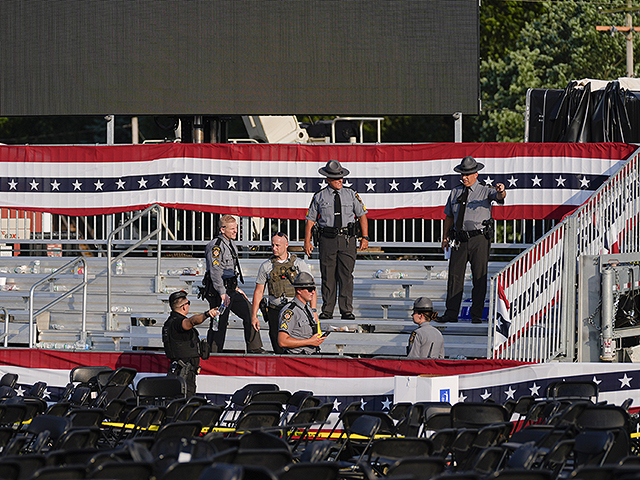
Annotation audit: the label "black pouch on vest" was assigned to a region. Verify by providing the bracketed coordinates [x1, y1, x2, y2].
[199, 338, 210, 360]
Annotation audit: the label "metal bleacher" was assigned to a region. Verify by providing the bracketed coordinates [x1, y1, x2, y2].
[0, 256, 507, 359]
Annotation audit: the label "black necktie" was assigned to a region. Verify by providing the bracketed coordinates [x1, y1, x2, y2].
[229, 241, 244, 284]
[334, 190, 342, 228]
[455, 187, 470, 232]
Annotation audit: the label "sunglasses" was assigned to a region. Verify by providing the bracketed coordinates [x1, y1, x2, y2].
[305, 287, 316, 292]
[180, 301, 191, 308]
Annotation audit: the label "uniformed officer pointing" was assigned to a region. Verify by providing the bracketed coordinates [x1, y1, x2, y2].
[278, 272, 326, 354]
[304, 159, 368, 320]
[162, 290, 219, 397]
[407, 297, 445, 359]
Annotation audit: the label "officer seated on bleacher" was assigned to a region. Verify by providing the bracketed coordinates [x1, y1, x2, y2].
[407, 297, 445, 359]
[162, 290, 218, 397]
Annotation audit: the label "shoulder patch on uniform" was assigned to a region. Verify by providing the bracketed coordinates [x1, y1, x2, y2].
[355, 192, 365, 207]
[283, 309, 293, 321]
[212, 246, 221, 257]
[409, 331, 416, 345]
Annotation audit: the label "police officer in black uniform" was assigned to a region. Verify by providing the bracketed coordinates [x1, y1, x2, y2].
[162, 290, 218, 397]
[201, 215, 265, 353]
[304, 159, 369, 320]
[278, 272, 327, 354]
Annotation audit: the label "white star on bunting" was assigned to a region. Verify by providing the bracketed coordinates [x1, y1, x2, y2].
[484, 176, 494, 186]
[436, 178, 447, 189]
[619, 373, 632, 388]
[182, 175, 192, 186]
[51, 180, 60, 191]
[94, 180, 104, 191]
[272, 179, 283, 191]
[531, 176, 542, 187]
[507, 176, 518, 187]
[204, 177, 215, 188]
[529, 382, 541, 396]
[365, 180, 376, 191]
[116, 179, 126, 190]
[227, 178, 237, 189]
[138, 177, 148, 189]
[8, 179, 17, 190]
[29, 179, 39, 190]
[579, 176, 590, 188]
[160, 176, 170, 187]
[250, 179, 260, 190]
[73, 180, 82, 191]
[296, 179, 306, 190]
[505, 386, 516, 400]
[555, 176, 566, 187]
[381, 398, 392, 410]
[389, 180, 399, 191]
[413, 179, 423, 190]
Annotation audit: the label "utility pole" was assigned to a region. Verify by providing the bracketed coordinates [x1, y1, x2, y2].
[596, 0, 640, 77]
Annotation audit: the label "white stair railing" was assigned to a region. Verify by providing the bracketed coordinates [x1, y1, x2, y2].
[488, 147, 640, 362]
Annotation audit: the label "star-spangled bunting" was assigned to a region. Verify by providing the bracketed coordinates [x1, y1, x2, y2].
[0, 143, 635, 219]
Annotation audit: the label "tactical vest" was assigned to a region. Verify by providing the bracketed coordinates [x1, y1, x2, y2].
[162, 314, 200, 360]
[267, 254, 299, 299]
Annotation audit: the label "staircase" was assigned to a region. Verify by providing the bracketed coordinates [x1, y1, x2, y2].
[0, 256, 506, 359]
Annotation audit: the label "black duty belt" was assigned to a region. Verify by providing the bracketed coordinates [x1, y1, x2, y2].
[320, 223, 356, 238]
[455, 229, 484, 242]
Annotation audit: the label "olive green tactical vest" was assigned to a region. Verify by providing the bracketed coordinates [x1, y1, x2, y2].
[267, 254, 299, 299]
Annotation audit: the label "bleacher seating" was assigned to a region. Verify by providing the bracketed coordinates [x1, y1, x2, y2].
[0, 256, 507, 358]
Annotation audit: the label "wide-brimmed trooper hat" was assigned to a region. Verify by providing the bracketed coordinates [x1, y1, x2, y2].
[454, 156, 485, 174]
[412, 297, 434, 314]
[292, 272, 316, 288]
[319, 159, 350, 179]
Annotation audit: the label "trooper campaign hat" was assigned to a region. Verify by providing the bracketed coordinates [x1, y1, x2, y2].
[413, 297, 434, 313]
[319, 159, 350, 179]
[292, 272, 316, 288]
[169, 290, 188, 307]
[454, 156, 485, 174]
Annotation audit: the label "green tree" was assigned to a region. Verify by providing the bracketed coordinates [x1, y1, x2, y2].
[476, 1, 630, 142]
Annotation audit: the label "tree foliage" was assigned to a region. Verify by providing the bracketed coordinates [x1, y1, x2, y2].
[476, 0, 632, 142]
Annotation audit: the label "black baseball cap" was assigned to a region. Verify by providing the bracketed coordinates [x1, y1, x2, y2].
[169, 290, 188, 305]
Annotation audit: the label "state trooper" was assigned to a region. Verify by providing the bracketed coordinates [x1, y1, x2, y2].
[439, 156, 506, 324]
[278, 272, 327, 355]
[251, 232, 317, 354]
[304, 159, 369, 320]
[407, 297, 445, 359]
[162, 290, 219, 397]
[200, 214, 265, 353]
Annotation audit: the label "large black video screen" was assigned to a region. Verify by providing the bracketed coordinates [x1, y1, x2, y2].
[0, 1, 479, 116]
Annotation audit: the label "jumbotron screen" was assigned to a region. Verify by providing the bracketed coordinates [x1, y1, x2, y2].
[0, 0, 479, 116]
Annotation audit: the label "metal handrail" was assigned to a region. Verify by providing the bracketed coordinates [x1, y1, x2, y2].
[106, 204, 166, 330]
[28, 257, 88, 348]
[0, 307, 8, 347]
[488, 146, 640, 362]
[331, 117, 384, 143]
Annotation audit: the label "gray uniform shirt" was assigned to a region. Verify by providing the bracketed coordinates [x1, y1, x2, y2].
[306, 186, 367, 228]
[444, 182, 504, 231]
[255, 254, 313, 306]
[407, 321, 445, 359]
[278, 297, 318, 355]
[205, 234, 239, 297]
